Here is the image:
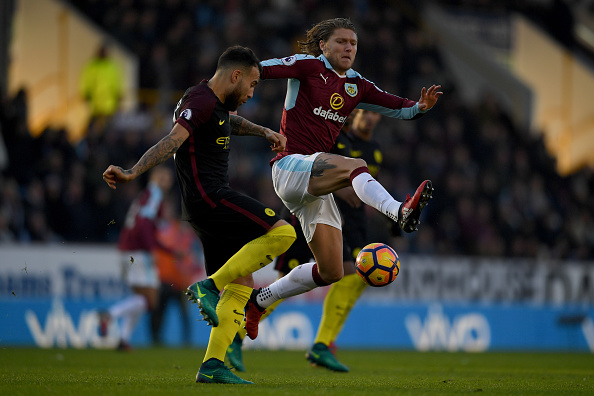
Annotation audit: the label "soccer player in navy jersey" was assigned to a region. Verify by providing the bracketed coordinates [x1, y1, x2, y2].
[243, 18, 442, 339]
[103, 46, 296, 384]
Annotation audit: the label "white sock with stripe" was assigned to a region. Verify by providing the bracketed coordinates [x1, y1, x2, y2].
[350, 170, 401, 221]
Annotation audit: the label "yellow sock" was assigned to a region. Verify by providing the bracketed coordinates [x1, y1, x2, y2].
[210, 225, 296, 291]
[329, 274, 367, 341]
[203, 283, 252, 362]
[237, 323, 248, 341]
[237, 298, 284, 341]
[314, 273, 367, 345]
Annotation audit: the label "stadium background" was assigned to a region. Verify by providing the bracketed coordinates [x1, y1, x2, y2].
[0, 0, 593, 351]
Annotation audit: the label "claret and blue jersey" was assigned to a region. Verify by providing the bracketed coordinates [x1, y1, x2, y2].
[260, 54, 424, 162]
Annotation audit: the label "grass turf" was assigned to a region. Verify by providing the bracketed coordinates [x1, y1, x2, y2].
[1, 347, 593, 395]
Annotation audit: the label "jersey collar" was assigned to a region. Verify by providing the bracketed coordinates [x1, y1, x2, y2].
[318, 54, 358, 78]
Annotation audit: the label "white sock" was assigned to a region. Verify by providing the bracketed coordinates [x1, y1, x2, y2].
[351, 172, 401, 221]
[257, 263, 319, 308]
[109, 294, 147, 319]
[109, 294, 147, 341]
[120, 307, 144, 342]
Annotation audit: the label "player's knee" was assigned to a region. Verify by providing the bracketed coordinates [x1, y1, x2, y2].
[318, 265, 343, 284]
[268, 224, 297, 254]
[274, 224, 296, 244]
[348, 157, 367, 172]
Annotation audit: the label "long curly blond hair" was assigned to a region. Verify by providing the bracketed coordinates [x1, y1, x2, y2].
[298, 18, 357, 57]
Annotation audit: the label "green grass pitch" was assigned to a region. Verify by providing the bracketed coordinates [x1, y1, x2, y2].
[1, 347, 593, 395]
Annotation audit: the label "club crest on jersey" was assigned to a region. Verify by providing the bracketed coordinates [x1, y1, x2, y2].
[180, 109, 192, 120]
[345, 83, 358, 97]
[281, 56, 297, 66]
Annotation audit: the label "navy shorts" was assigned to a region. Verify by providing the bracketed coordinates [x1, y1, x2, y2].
[188, 188, 281, 275]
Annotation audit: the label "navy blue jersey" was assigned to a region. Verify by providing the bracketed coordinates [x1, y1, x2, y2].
[173, 80, 231, 219]
[172, 80, 282, 273]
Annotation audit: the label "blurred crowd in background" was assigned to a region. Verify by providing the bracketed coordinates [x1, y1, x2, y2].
[0, 0, 592, 260]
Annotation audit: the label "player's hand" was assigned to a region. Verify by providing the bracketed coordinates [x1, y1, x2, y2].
[264, 129, 286, 153]
[103, 165, 134, 190]
[417, 84, 443, 111]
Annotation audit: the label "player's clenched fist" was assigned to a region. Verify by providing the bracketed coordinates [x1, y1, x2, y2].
[103, 165, 134, 190]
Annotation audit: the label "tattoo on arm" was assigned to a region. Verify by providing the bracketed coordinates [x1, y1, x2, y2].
[130, 133, 184, 176]
[311, 157, 337, 178]
[230, 114, 267, 137]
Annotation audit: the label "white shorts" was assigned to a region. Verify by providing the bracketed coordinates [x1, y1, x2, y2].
[272, 153, 342, 243]
[120, 251, 159, 288]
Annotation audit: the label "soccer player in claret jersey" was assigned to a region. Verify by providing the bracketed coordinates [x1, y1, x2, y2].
[305, 109, 387, 371]
[98, 166, 174, 351]
[228, 110, 391, 373]
[228, 111, 355, 371]
[243, 18, 441, 341]
[102, 46, 296, 384]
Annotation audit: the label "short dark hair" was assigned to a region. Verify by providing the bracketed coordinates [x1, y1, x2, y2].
[298, 18, 357, 57]
[217, 46, 262, 75]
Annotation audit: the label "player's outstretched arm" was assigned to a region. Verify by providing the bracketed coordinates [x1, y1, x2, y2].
[102, 123, 189, 190]
[230, 114, 286, 153]
[417, 84, 443, 111]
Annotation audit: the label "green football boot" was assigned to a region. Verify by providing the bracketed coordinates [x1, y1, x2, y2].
[306, 342, 349, 372]
[227, 334, 246, 372]
[196, 358, 253, 384]
[186, 278, 220, 327]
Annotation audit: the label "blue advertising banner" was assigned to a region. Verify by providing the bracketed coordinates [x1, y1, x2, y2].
[2, 298, 593, 352]
[1, 245, 592, 351]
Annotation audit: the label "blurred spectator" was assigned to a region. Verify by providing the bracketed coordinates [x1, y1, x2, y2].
[79, 44, 123, 129]
[3, 88, 38, 185]
[97, 166, 175, 350]
[150, 198, 205, 346]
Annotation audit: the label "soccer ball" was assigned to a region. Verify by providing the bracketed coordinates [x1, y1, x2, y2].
[355, 243, 400, 287]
